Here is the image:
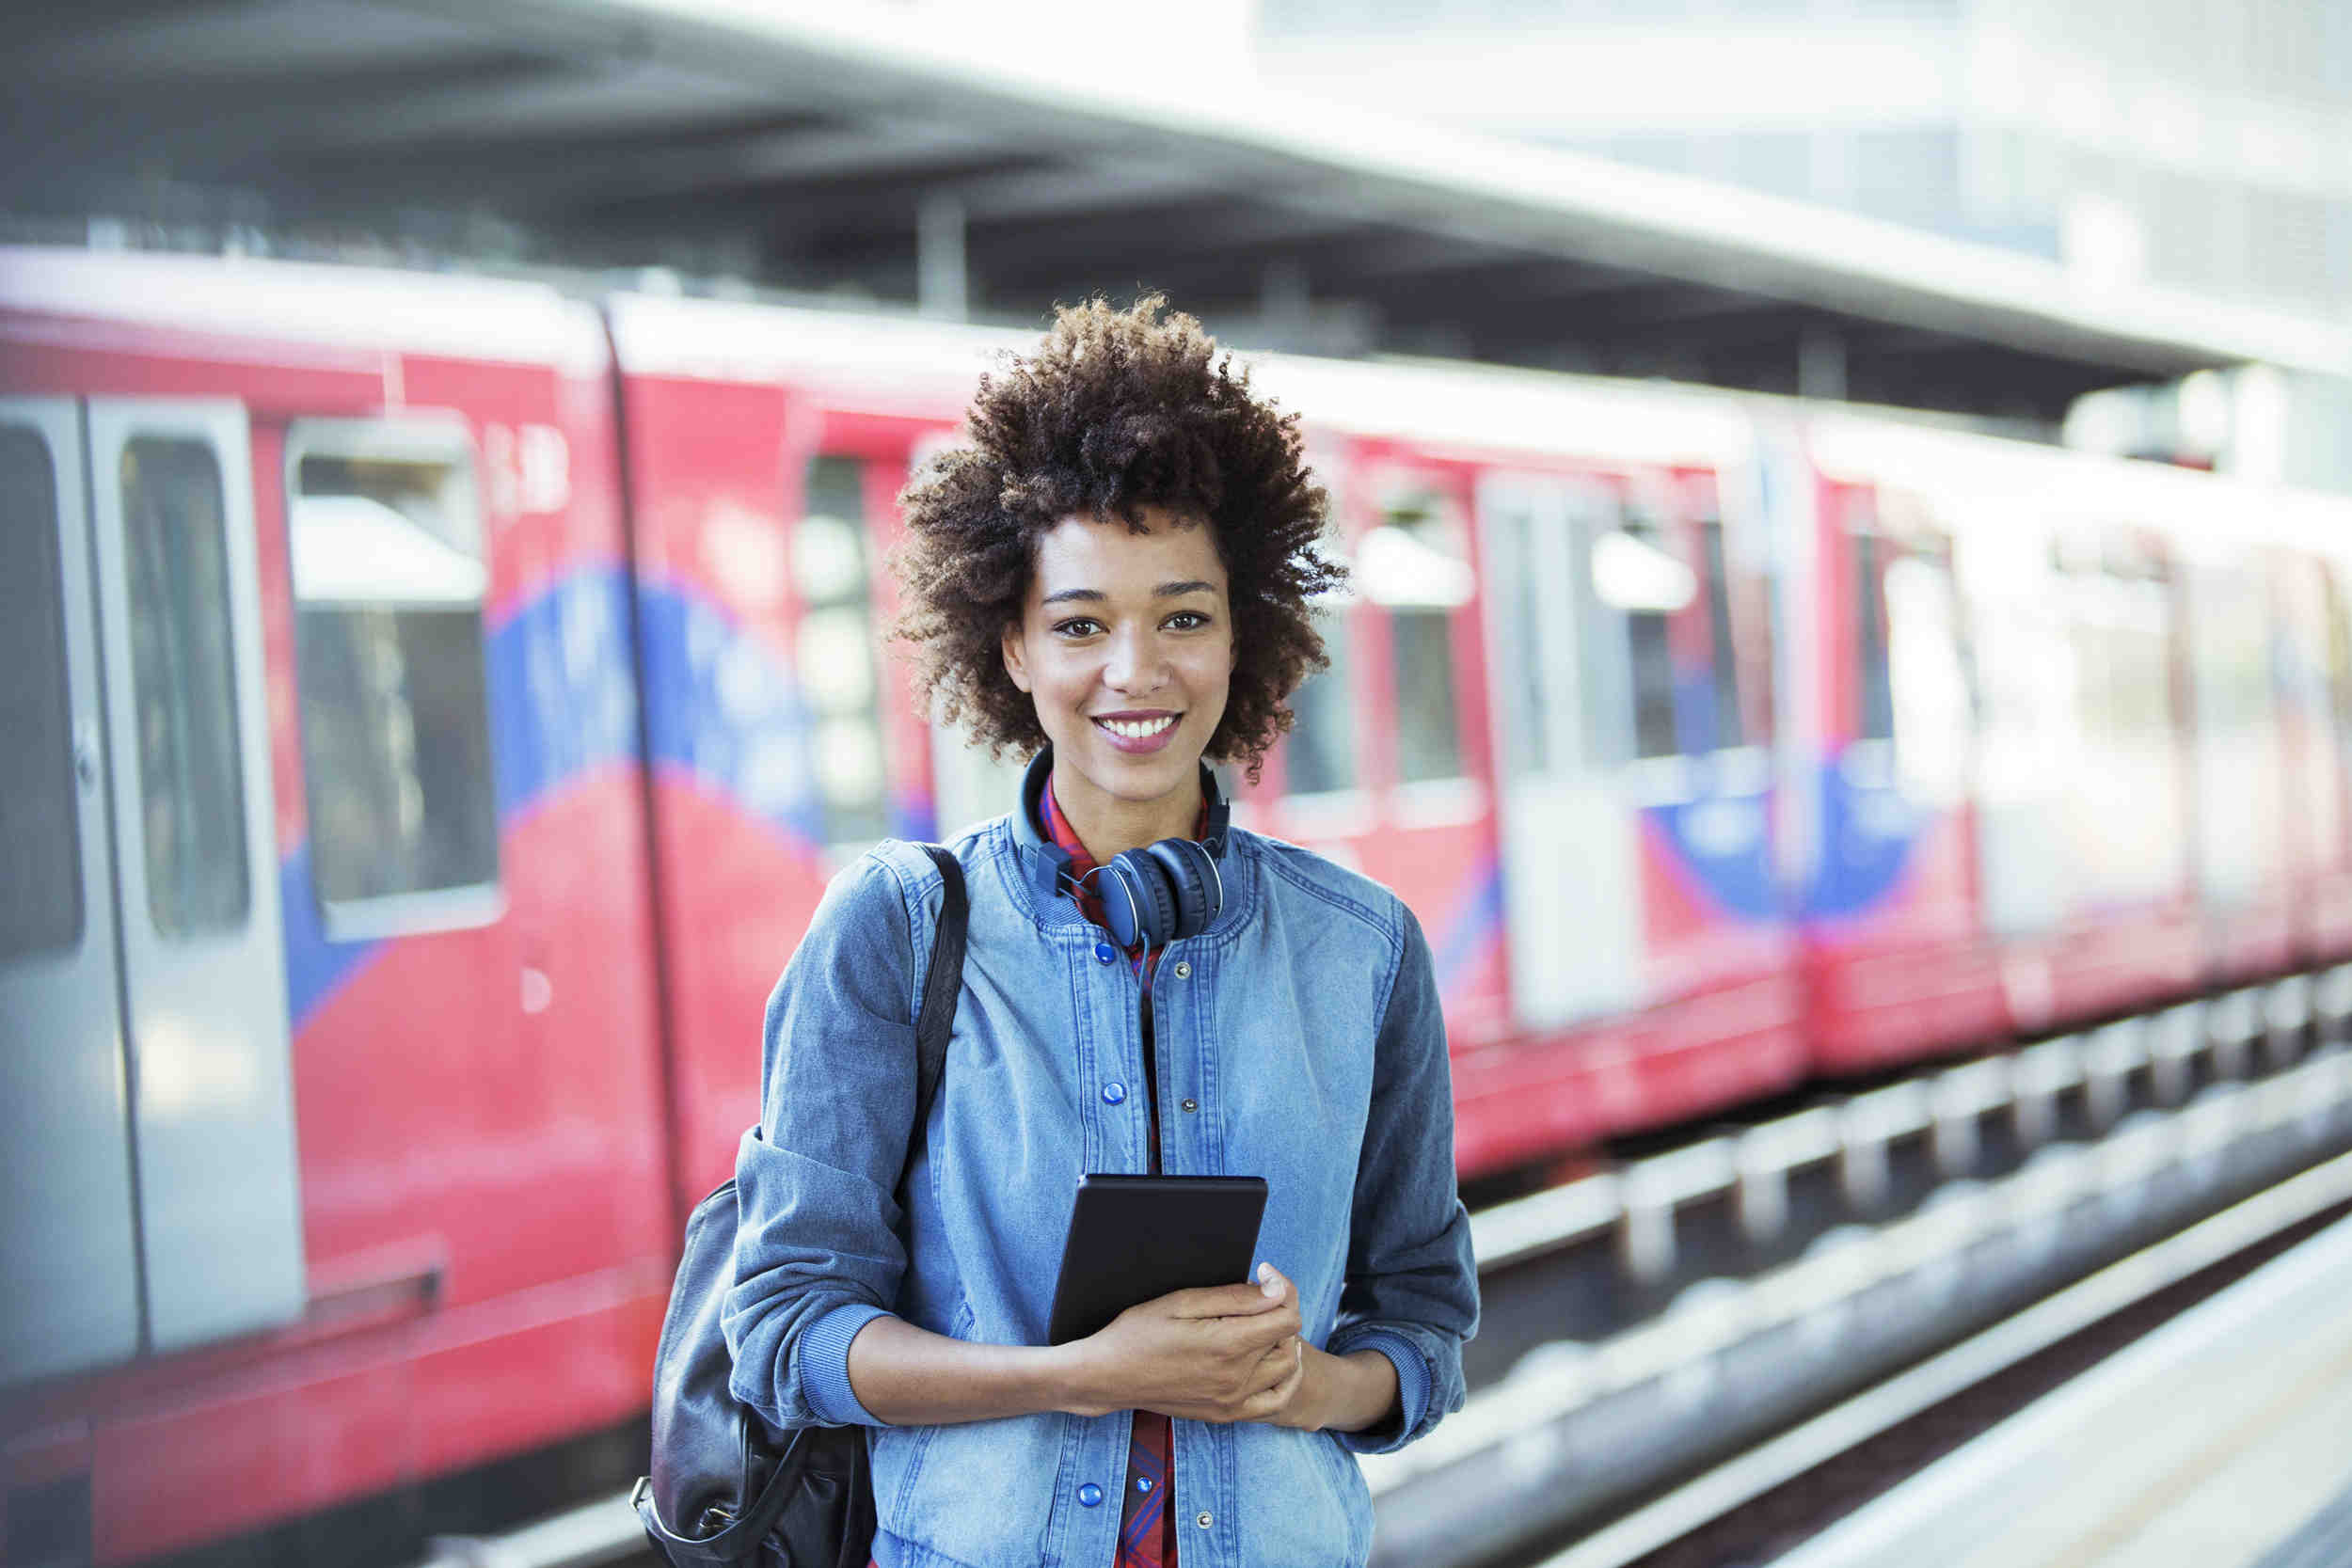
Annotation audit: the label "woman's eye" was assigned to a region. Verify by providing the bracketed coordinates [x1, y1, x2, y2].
[1167, 610, 1210, 630]
[1053, 617, 1102, 638]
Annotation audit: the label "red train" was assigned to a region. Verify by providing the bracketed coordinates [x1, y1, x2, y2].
[6, 245, 2352, 1563]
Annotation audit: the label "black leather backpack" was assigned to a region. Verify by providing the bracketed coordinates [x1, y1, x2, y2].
[633, 847, 969, 1567]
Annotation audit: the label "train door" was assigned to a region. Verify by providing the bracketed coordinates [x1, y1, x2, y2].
[2, 398, 303, 1383]
[1477, 471, 1646, 1025]
[2, 399, 137, 1384]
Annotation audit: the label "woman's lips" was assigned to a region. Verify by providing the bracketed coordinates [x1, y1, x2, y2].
[1091, 712, 1182, 754]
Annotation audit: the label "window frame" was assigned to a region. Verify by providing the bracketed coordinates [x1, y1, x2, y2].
[284, 415, 503, 942]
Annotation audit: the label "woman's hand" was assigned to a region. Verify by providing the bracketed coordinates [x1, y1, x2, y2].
[1061, 1262, 1303, 1423]
[1227, 1267, 1402, 1433]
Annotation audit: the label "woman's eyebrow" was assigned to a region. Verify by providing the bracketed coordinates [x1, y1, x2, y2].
[1040, 580, 1217, 605]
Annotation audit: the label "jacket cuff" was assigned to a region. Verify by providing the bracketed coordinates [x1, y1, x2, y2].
[801, 1301, 897, 1427]
[1330, 1328, 1431, 1455]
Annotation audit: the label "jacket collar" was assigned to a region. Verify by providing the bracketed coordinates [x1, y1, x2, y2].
[1009, 747, 1233, 919]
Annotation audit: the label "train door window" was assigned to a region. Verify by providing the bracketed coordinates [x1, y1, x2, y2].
[2078, 537, 2187, 906]
[1285, 588, 1359, 797]
[121, 437, 251, 936]
[1697, 517, 1745, 754]
[1282, 449, 1361, 802]
[1360, 491, 1473, 785]
[2281, 559, 2344, 868]
[1487, 492, 1552, 778]
[796, 455, 889, 851]
[2328, 569, 2352, 832]
[2324, 576, 2352, 747]
[1591, 497, 1692, 761]
[287, 420, 499, 935]
[1, 424, 82, 960]
[1882, 540, 1975, 808]
[1850, 498, 1898, 746]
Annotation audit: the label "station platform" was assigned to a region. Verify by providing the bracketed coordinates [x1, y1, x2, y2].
[1768, 1209, 2352, 1568]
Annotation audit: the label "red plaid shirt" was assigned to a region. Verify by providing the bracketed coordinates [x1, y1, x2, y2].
[869, 778, 1199, 1568]
[1043, 776, 1199, 1568]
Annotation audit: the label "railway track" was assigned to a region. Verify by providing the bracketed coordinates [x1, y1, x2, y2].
[417, 965, 2352, 1568]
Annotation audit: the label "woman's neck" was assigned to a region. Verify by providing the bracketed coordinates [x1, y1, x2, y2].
[1050, 767, 1203, 863]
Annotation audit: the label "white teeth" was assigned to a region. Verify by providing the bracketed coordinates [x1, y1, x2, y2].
[1098, 715, 1177, 739]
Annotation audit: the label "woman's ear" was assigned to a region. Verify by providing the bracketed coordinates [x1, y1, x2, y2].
[1001, 621, 1033, 693]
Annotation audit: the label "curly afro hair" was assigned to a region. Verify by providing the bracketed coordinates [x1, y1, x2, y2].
[890, 294, 1343, 780]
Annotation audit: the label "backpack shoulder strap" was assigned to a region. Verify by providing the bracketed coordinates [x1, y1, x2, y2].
[910, 845, 968, 1134]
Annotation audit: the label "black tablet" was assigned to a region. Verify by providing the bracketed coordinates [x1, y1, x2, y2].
[1044, 1174, 1270, 1345]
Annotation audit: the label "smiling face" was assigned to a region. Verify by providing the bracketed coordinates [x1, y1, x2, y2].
[1001, 504, 1233, 855]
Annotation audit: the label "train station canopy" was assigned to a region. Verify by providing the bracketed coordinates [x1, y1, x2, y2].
[9, 0, 2349, 421]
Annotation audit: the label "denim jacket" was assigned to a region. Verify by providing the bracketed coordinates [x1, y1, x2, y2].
[722, 761, 1480, 1568]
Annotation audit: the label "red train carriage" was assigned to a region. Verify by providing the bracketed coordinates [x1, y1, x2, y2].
[1805, 416, 2352, 1048]
[1, 250, 675, 1563]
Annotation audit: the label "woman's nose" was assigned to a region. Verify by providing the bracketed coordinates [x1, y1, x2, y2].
[1103, 626, 1167, 692]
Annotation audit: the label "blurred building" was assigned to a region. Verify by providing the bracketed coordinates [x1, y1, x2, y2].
[1253, 0, 2352, 486]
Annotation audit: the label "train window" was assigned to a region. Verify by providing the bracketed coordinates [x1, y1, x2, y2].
[1, 425, 82, 960]
[1361, 495, 1472, 784]
[1698, 519, 1744, 752]
[1597, 503, 1687, 760]
[289, 427, 498, 930]
[119, 436, 251, 939]
[798, 456, 889, 849]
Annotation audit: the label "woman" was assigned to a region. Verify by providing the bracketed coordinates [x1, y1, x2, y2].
[722, 296, 1478, 1568]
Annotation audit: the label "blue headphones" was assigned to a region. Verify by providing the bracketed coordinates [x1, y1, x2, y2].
[1023, 752, 1230, 949]
[1094, 833, 1225, 949]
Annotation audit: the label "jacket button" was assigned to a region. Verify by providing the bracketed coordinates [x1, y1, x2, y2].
[1078, 1482, 1104, 1508]
[1196, 1512, 1215, 1528]
[1093, 942, 1117, 964]
[1102, 1081, 1127, 1105]
[1181, 1098, 1199, 1113]
[1172, 960, 1192, 979]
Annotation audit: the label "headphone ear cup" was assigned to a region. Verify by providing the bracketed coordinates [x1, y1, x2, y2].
[1144, 839, 1216, 940]
[1104, 849, 1177, 947]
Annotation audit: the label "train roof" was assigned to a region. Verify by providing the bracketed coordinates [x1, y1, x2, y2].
[1809, 405, 2352, 566]
[607, 290, 1756, 470]
[0, 245, 610, 377]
